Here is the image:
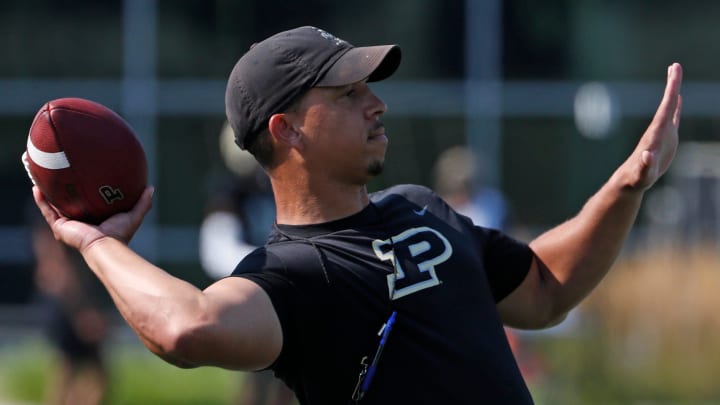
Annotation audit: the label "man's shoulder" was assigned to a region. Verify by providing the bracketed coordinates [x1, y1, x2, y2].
[370, 184, 446, 219]
[232, 240, 327, 277]
[231, 244, 292, 274]
[232, 247, 274, 276]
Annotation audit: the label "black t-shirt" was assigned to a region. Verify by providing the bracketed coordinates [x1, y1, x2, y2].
[233, 184, 534, 404]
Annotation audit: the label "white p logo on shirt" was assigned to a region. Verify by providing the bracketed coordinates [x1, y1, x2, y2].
[372, 227, 452, 300]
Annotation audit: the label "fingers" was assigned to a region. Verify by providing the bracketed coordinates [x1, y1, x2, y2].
[32, 185, 45, 206]
[32, 186, 60, 224]
[665, 63, 683, 101]
[673, 94, 683, 127]
[653, 63, 683, 125]
[131, 186, 155, 223]
[107, 186, 154, 244]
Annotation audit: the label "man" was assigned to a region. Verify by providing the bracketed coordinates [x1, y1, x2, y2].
[31, 26, 683, 404]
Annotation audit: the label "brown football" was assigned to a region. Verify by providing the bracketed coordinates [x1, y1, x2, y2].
[22, 97, 148, 224]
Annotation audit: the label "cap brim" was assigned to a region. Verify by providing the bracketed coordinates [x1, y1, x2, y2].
[315, 45, 401, 87]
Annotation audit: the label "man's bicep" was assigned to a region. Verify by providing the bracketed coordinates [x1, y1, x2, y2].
[200, 276, 283, 370]
[496, 254, 565, 330]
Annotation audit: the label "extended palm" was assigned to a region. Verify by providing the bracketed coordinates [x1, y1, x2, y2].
[629, 63, 683, 191]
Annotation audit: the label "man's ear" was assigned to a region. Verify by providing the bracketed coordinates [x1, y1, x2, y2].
[268, 113, 301, 148]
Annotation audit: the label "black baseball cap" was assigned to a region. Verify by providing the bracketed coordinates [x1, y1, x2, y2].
[225, 26, 402, 150]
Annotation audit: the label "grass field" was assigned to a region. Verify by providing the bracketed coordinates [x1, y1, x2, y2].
[0, 335, 241, 405]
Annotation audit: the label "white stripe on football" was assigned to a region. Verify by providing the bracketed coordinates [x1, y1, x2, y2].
[26, 136, 70, 170]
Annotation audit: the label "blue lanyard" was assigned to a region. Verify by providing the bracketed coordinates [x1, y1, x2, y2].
[351, 311, 397, 402]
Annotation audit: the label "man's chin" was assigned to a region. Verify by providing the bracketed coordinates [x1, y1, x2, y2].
[367, 160, 384, 177]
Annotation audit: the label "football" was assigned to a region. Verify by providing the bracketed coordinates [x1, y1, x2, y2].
[22, 97, 148, 224]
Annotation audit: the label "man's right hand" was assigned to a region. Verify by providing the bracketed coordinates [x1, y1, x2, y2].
[32, 185, 154, 252]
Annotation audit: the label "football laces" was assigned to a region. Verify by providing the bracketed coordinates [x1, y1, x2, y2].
[20, 151, 36, 185]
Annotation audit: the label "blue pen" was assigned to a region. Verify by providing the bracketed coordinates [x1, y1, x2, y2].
[359, 311, 397, 397]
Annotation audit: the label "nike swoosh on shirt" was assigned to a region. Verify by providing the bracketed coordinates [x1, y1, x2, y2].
[413, 205, 428, 216]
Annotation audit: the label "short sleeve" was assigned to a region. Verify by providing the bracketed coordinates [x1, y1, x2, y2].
[230, 248, 297, 370]
[473, 227, 533, 302]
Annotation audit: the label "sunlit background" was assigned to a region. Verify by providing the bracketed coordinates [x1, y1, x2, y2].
[2, 1, 720, 404]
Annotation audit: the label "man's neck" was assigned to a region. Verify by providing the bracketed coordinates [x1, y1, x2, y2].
[270, 175, 370, 225]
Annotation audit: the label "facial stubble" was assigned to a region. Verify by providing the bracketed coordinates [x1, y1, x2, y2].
[367, 159, 384, 177]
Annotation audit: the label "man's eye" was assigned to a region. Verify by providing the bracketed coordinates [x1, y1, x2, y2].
[345, 89, 355, 97]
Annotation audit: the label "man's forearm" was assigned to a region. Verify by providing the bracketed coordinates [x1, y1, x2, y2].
[529, 169, 645, 312]
[81, 237, 207, 363]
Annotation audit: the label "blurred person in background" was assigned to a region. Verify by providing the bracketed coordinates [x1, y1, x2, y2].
[29, 26, 683, 404]
[432, 145, 509, 231]
[28, 203, 109, 405]
[199, 122, 295, 405]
